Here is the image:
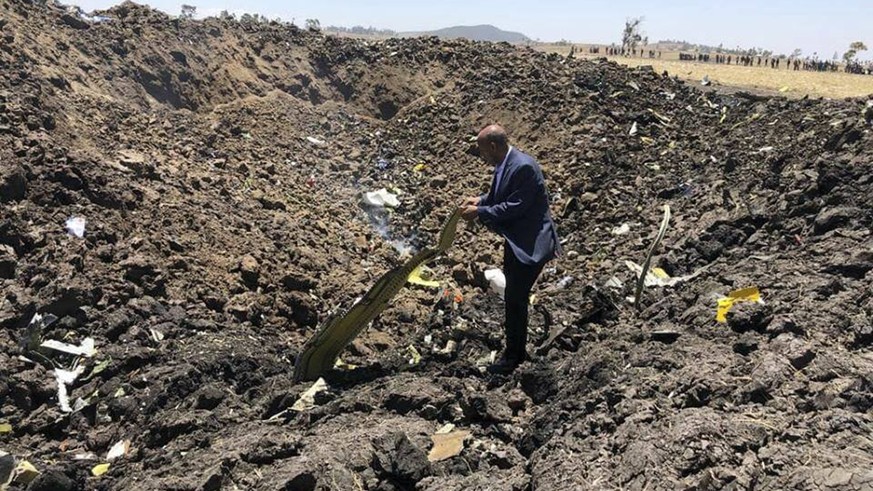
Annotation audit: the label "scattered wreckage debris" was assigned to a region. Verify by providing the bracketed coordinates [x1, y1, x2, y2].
[0, 1, 870, 489]
[293, 210, 461, 381]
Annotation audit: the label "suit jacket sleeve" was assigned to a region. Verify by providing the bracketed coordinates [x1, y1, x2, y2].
[477, 165, 537, 226]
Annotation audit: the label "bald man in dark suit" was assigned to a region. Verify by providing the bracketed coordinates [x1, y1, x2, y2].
[460, 125, 560, 373]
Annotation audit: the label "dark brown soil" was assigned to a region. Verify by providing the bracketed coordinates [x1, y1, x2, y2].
[1, 2, 871, 490]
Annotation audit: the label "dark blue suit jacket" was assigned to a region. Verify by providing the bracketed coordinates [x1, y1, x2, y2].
[477, 148, 559, 265]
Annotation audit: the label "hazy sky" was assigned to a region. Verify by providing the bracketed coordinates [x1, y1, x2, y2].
[73, 0, 871, 60]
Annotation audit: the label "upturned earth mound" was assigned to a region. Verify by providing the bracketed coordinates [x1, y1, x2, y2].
[0, 2, 871, 490]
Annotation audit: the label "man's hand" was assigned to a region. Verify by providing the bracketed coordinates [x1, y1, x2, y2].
[461, 196, 480, 207]
[460, 205, 478, 221]
[459, 197, 481, 221]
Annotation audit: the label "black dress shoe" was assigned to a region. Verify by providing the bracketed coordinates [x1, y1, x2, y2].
[487, 354, 523, 374]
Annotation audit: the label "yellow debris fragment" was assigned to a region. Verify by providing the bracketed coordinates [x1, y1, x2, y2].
[716, 287, 762, 323]
[333, 358, 357, 370]
[91, 463, 110, 477]
[0, 423, 11, 433]
[413, 163, 426, 172]
[15, 460, 39, 484]
[407, 345, 422, 365]
[408, 265, 440, 288]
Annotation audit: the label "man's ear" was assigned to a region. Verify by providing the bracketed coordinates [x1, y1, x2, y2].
[466, 143, 480, 157]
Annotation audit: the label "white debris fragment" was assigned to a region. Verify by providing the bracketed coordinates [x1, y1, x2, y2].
[106, 440, 130, 461]
[628, 121, 638, 136]
[436, 423, 456, 434]
[484, 269, 506, 299]
[605, 276, 625, 289]
[41, 338, 96, 358]
[611, 223, 631, 235]
[54, 366, 85, 413]
[362, 188, 400, 208]
[65, 217, 87, 238]
[149, 328, 164, 343]
[23, 313, 58, 351]
[439, 340, 457, 355]
[291, 377, 328, 412]
[305, 136, 325, 146]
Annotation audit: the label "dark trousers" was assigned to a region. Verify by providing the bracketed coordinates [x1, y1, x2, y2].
[503, 245, 546, 361]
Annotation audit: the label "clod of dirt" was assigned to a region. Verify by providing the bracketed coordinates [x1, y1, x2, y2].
[238, 254, 260, 287]
[518, 362, 558, 404]
[25, 468, 76, 491]
[726, 301, 773, 333]
[770, 333, 817, 370]
[371, 432, 432, 485]
[765, 314, 802, 337]
[0, 164, 26, 202]
[813, 206, 860, 234]
[194, 384, 226, 410]
[0, 244, 16, 278]
[461, 392, 512, 423]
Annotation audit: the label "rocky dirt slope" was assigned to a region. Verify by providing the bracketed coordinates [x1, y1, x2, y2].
[1, 2, 871, 490]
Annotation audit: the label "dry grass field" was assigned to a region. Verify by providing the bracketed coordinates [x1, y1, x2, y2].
[535, 44, 873, 99]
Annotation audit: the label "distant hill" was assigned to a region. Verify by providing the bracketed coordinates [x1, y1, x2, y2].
[402, 25, 531, 43]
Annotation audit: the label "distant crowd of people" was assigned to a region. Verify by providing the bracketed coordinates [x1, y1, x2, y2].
[843, 61, 871, 74]
[706, 54, 784, 68]
[578, 45, 872, 76]
[596, 46, 662, 58]
[695, 53, 871, 74]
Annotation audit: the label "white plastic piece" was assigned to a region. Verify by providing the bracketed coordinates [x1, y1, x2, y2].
[41, 338, 96, 358]
[362, 188, 400, 208]
[611, 223, 631, 235]
[65, 217, 86, 238]
[54, 366, 85, 413]
[106, 440, 130, 461]
[484, 269, 506, 299]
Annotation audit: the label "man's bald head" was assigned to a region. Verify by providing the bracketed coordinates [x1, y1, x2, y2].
[476, 124, 510, 166]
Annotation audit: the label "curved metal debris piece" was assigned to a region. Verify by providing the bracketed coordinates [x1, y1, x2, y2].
[634, 204, 671, 311]
[293, 209, 462, 381]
